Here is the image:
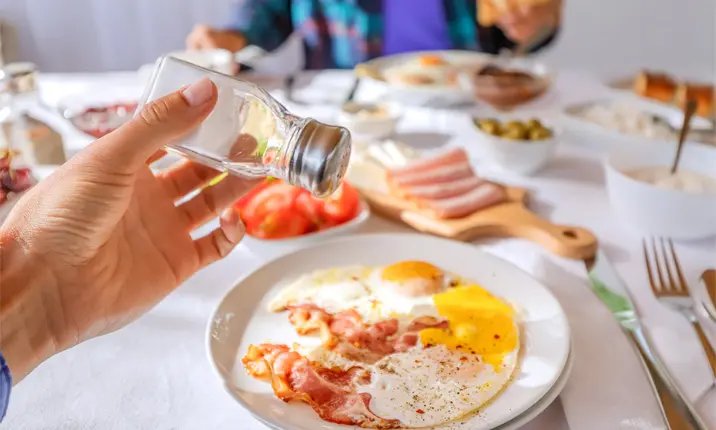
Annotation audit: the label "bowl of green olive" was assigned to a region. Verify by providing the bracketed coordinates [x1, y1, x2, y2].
[473, 117, 558, 175]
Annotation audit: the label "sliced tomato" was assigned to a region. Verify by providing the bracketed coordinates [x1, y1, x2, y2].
[246, 207, 310, 239]
[233, 179, 274, 210]
[321, 182, 360, 225]
[295, 191, 326, 226]
[240, 181, 302, 225]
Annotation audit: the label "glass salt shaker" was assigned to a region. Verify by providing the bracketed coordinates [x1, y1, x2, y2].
[138, 56, 352, 198]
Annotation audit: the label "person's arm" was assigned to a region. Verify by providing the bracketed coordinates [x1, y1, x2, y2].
[229, 0, 294, 52]
[477, 24, 560, 54]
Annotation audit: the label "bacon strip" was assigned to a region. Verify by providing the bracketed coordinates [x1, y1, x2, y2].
[396, 176, 486, 200]
[243, 344, 401, 428]
[421, 182, 507, 219]
[387, 162, 474, 188]
[386, 147, 469, 178]
[286, 305, 446, 363]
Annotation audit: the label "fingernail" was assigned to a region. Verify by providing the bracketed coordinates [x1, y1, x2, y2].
[182, 77, 214, 107]
[220, 207, 244, 243]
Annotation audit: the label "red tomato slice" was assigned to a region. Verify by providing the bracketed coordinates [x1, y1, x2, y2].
[321, 182, 360, 225]
[233, 179, 273, 210]
[295, 191, 326, 226]
[247, 207, 310, 239]
[240, 181, 302, 225]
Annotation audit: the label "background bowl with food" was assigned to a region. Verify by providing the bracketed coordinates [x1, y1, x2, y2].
[460, 58, 555, 110]
[605, 142, 716, 239]
[473, 117, 558, 176]
[335, 102, 402, 139]
[233, 178, 371, 255]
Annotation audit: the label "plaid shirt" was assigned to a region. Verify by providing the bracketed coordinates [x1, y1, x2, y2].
[231, 0, 556, 69]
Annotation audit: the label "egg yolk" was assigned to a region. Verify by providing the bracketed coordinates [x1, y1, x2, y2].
[419, 285, 518, 369]
[381, 261, 443, 282]
[418, 55, 445, 66]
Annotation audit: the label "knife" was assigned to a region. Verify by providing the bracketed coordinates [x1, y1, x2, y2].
[586, 250, 708, 430]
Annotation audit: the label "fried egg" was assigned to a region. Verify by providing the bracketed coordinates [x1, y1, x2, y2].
[360, 343, 518, 427]
[267, 261, 520, 428]
[383, 55, 457, 87]
[268, 262, 467, 325]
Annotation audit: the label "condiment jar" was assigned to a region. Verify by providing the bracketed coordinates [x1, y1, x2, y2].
[138, 56, 352, 197]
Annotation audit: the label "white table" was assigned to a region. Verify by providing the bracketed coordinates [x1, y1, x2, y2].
[6, 70, 716, 429]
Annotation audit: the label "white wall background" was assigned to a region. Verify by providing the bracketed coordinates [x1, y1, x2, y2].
[0, 0, 714, 80]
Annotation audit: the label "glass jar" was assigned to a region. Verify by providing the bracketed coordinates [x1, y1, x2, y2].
[138, 56, 352, 197]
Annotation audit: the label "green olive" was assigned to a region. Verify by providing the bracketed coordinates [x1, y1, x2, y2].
[528, 127, 553, 141]
[526, 119, 543, 130]
[476, 118, 501, 134]
[502, 128, 527, 140]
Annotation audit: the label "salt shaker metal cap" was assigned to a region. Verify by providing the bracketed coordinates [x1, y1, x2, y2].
[289, 119, 352, 198]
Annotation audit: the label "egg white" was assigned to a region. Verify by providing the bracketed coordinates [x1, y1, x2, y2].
[360, 343, 518, 428]
[268, 266, 462, 326]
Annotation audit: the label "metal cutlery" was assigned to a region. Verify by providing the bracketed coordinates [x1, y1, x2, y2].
[586, 250, 708, 430]
[643, 238, 716, 380]
[703, 270, 716, 321]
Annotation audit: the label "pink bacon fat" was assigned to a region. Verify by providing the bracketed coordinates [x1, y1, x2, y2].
[396, 175, 486, 200]
[421, 182, 508, 219]
[385, 147, 469, 179]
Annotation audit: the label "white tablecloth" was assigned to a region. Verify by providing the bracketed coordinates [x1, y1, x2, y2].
[5, 70, 716, 429]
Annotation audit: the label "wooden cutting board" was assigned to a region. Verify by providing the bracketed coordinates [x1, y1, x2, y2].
[357, 185, 598, 260]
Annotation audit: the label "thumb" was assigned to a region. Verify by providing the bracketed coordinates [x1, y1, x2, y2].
[88, 77, 218, 171]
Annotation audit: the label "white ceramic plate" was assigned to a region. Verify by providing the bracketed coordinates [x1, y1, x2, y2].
[208, 233, 571, 430]
[357, 50, 492, 107]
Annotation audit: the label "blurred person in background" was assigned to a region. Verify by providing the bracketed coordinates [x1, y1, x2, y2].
[186, 0, 562, 70]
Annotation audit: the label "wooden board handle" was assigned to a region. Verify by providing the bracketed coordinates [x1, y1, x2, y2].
[488, 206, 597, 260]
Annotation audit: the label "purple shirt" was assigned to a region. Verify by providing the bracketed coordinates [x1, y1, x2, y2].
[383, 0, 454, 55]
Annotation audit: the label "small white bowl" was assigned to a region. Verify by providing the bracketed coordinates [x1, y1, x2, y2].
[474, 121, 558, 176]
[240, 199, 371, 258]
[335, 102, 402, 139]
[605, 144, 716, 239]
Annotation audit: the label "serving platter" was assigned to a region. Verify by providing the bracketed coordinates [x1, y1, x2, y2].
[356, 186, 597, 260]
[208, 233, 571, 430]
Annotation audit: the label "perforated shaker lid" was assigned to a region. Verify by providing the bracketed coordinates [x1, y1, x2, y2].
[288, 119, 352, 198]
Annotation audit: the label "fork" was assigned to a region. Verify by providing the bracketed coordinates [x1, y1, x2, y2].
[643, 237, 716, 381]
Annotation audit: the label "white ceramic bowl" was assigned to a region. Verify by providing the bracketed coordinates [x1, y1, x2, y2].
[605, 143, 716, 239]
[240, 199, 371, 258]
[474, 120, 558, 176]
[335, 102, 402, 139]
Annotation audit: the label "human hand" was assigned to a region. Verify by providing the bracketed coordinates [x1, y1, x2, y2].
[186, 24, 248, 53]
[496, 0, 561, 45]
[0, 78, 257, 382]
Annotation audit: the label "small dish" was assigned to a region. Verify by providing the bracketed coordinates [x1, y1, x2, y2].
[473, 117, 558, 176]
[241, 199, 371, 257]
[335, 102, 402, 139]
[604, 143, 716, 239]
[459, 58, 554, 109]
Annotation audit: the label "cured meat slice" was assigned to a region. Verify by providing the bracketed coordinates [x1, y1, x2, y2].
[421, 183, 507, 219]
[397, 176, 486, 200]
[386, 147, 469, 178]
[242, 344, 400, 428]
[387, 162, 475, 189]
